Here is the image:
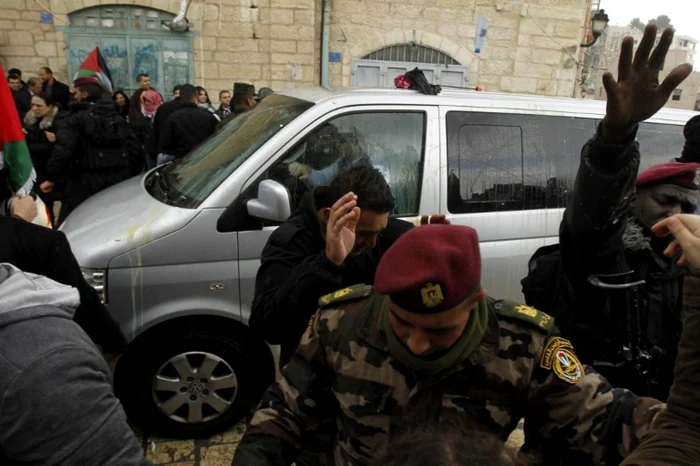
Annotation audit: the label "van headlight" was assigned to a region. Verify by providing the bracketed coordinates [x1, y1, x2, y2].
[81, 268, 107, 304]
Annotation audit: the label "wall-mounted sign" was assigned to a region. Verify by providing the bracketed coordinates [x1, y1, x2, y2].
[40, 12, 53, 24]
[329, 52, 341, 63]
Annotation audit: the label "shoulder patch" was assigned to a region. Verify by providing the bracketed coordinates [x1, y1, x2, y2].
[318, 284, 374, 309]
[494, 300, 555, 333]
[540, 337, 585, 384]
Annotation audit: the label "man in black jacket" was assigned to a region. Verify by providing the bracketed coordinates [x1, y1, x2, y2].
[249, 163, 448, 367]
[152, 84, 182, 159]
[159, 84, 218, 163]
[527, 25, 696, 401]
[40, 78, 138, 224]
[8, 73, 30, 118]
[0, 215, 127, 355]
[39, 67, 70, 111]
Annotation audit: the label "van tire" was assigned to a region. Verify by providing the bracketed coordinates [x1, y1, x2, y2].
[116, 325, 262, 439]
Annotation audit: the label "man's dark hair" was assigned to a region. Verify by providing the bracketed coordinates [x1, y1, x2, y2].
[371, 424, 509, 466]
[8, 68, 21, 77]
[137, 73, 149, 82]
[178, 84, 197, 103]
[27, 77, 41, 87]
[32, 92, 56, 107]
[327, 163, 395, 213]
[76, 82, 104, 102]
[219, 89, 231, 99]
[40, 67, 53, 75]
[8, 74, 21, 82]
[172, 84, 183, 94]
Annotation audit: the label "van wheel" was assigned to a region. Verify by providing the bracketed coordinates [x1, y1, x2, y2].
[117, 326, 262, 438]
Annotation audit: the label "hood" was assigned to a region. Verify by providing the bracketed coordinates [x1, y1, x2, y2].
[60, 175, 196, 268]
[23, 105, 60, 129]
[0, 263, 79, 329]
[622, 218, 652, 252]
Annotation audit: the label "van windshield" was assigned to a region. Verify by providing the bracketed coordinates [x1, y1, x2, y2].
[147, 95, 314, 209]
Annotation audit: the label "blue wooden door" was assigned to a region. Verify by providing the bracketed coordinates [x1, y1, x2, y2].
[66, 33, 192, 100]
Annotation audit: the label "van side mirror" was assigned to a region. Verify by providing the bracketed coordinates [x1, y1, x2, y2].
[246, 180, 291, 223]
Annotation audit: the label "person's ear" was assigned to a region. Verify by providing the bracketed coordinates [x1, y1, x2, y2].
[322, 207, 331, 223]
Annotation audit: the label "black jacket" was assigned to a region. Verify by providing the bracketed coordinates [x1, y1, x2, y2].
[250, 192, 413, 366]
[160, 103, 218, 158]
[42, 79, 71, 111]
[129, 113, 156, 166]
[11, 86, 31, 118]
[557, 125, 684, 400]
[23, 106, 65, 183]
[0, 215, 127, 354]
[215, 105, 231, 120]
[153, 98, 181, 153]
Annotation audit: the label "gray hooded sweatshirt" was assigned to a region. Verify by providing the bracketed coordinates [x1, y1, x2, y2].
[0, 263, 150, 465]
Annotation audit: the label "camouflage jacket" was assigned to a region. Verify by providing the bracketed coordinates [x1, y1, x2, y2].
[233, 286, 663, 466]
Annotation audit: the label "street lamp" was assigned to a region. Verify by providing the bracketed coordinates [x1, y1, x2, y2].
[581, 9, 610, 48]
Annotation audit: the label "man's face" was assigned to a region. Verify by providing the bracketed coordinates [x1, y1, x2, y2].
[388, 293, 484, 357]
[73, 87, 87, 102]
[351, 209, 389, 256]
[28, 80, 42, 94]
[8, 78, 22, 92]
[635, 184, 700, 228]
[173, 89, 180, 98]
[247, 96, 257, 109]
[38, 69, 50, 83]
[220, 92, 231, 107]
[139, 76, 151, 90]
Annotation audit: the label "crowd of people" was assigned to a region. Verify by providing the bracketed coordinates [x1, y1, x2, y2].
[8, 67, 273, 224]
[3, 23, 700, 466]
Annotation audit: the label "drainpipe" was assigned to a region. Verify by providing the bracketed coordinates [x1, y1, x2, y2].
[320, 0, 331, 89]
[163, 0, 190, 32]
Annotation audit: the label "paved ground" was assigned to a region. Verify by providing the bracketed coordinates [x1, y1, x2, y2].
[135, 422, 247, 466]
[135, 420, 525, 465]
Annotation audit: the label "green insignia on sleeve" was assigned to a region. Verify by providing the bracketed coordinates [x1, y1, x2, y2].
[494, 300, 555, 333]
[318, 284, 374, 309]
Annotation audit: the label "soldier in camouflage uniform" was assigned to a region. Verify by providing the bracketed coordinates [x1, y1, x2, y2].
[232, 225, 663, 466]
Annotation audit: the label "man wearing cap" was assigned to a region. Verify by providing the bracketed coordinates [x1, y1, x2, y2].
[677, 114, 700, 164]
[216, 83, 258, 129]
[525, 25, 697, 400]
[233, 224, 663, 466]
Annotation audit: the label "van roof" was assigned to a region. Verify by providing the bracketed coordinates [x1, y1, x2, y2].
[277, 86, 698, 124]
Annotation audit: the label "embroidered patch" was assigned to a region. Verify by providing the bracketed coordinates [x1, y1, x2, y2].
[421, 282, 444, 308]
[541, 337, 585, 384]
[307, 313, 317, 336]
[334, 287, 353, 298]
[695, 168, 700, 187]
[516, 305, 538, 318]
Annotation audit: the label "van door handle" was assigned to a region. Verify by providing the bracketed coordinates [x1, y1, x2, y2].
[210, 283, 226, 291]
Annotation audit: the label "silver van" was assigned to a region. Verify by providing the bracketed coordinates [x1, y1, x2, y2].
[61, 87, 697, 437]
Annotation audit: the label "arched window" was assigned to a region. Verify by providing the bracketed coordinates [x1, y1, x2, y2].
[66, 5, 193, 99]
[352, 43, 469, 88]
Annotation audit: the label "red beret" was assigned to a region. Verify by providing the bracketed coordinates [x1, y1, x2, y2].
[636, 162, 700, 190]
[375, 225, 481, 314]
[73, 76, 99, 87]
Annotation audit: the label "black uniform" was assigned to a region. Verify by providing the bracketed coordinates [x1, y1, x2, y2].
[250, 191, 413, 366]
[160, 102, 218, 159]
[530, 126, 684, 400]
[152, 97, 181, 154]
[0, 215, 127, 354]
[42, 78, 71, 111]
[46, 100, 138, 225]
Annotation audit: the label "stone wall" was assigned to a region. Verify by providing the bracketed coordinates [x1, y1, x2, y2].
[1, 0, 590, 101]
[328, 0, 588, 96]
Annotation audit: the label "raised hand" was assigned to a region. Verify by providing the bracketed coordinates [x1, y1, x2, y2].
[419, 214, 451, 225]
[653, 214, 700, 269]
[325, 192, 360, 266]
[602, 24, 693, 143]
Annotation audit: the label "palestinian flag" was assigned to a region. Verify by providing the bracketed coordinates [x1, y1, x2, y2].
[74, 47, 114, 93]
[0, 64, 35, 195]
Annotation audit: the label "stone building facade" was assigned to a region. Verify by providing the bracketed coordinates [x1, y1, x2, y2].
[1, 0, 591, 103]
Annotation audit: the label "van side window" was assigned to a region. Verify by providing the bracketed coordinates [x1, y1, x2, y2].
[446, 112, 595, 213]
[637, 122, 686, 169]
[266, 111, 426, 216]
